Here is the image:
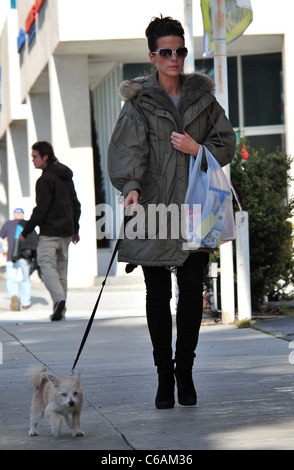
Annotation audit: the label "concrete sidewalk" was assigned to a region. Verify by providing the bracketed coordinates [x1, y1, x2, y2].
[1, 275, 294, 451]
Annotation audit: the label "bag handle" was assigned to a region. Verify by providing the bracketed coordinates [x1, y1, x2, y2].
[205, 115, 242, 211]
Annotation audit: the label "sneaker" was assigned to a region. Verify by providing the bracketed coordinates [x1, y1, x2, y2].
[50, 300, 66, 321]
[22, 305, 31, 310]
[10, 295, 19, 311]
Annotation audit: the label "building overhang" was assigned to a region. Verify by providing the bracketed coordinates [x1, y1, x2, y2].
[29, 34, 283, 94]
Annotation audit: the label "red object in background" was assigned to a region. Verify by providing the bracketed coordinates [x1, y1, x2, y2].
[25, 1, 46, 34]
[25, 5, 36, 33]
[35, 0, 46, 13]
[241, 144, 249, 160]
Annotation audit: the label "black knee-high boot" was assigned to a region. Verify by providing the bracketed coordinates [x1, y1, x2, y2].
[155, 360, 175, 409]
[174, 252, 209, 407]
[174, 363, 197, 407]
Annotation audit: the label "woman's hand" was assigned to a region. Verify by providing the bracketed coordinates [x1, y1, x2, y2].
[124, 189, 140, 214]
[171, 131, 200, 156]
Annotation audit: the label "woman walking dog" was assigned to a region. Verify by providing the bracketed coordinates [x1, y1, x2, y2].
[108, 15, 236, 409]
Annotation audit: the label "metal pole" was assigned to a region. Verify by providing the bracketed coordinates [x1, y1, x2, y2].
[172, 1, 194, 311]
[183, 0, 194, 73]
[212, 0, 235, 324]
[235, 211, 251, 320]
[209, 262, 219, 313]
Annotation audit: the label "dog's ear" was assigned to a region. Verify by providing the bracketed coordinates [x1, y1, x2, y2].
[74, 370, 81, 387]
[76, 370, 82, 385]
[47, 374, 59, 387]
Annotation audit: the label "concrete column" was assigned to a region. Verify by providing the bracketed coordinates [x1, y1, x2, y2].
[0, 141, 8, 226]
[283, 27, 294, 203]
[6, 122, 30, 216]
[235, 211, 251, 321]
[48, 54, 97, 287]
[6, 9, 27, 121]
[183, 0, 195, 74]
[26, 92, 52, 202]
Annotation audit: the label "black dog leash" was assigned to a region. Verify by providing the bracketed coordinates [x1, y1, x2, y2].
[70, 216, 133, 376]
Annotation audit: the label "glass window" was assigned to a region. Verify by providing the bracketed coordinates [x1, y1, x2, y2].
[123, 63, 153, 80]
[195, 57, 214, 79]
[246, 134, 285, 154]
[242, 53, 283, 126]
[227, 57, 239, 128]
[195, 57, 239, 127]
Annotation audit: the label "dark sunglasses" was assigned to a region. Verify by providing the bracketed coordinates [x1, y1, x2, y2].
[152, 47, 188, 58]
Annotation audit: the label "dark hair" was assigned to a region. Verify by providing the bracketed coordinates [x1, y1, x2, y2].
[32, 141, 58, 165]
[145, 15, 185, 52]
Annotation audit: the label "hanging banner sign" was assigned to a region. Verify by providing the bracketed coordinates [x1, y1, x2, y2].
[201, 0, 253, 56]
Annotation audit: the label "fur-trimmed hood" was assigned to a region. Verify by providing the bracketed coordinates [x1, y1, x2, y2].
[118, 71, 215, 103]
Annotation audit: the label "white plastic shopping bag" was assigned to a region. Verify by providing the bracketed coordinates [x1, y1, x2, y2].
[184, 146, 236, 249]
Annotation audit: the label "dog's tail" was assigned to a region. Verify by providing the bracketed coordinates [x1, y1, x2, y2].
[26, 363, 50, 389]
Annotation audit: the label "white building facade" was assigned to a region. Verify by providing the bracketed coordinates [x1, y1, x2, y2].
[0, 0, 293, 285]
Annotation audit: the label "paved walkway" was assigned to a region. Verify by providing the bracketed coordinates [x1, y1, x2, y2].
[1, 274, 294, 452]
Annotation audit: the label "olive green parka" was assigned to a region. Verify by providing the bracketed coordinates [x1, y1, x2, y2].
[108, 71, 236, 267]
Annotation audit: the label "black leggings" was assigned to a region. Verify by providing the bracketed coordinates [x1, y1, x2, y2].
[142, 252, 209, 369]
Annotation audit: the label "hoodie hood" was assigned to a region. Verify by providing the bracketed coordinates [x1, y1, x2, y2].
[118, 71, 216, 132]
[118, 71, 215, 122]
[44, 162, 73, 180]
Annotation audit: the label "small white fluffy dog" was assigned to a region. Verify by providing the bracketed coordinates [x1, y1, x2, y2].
[26, 364, 84, 437]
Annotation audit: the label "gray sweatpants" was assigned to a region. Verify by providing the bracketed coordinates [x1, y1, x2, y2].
[37, 235, 71, 306]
